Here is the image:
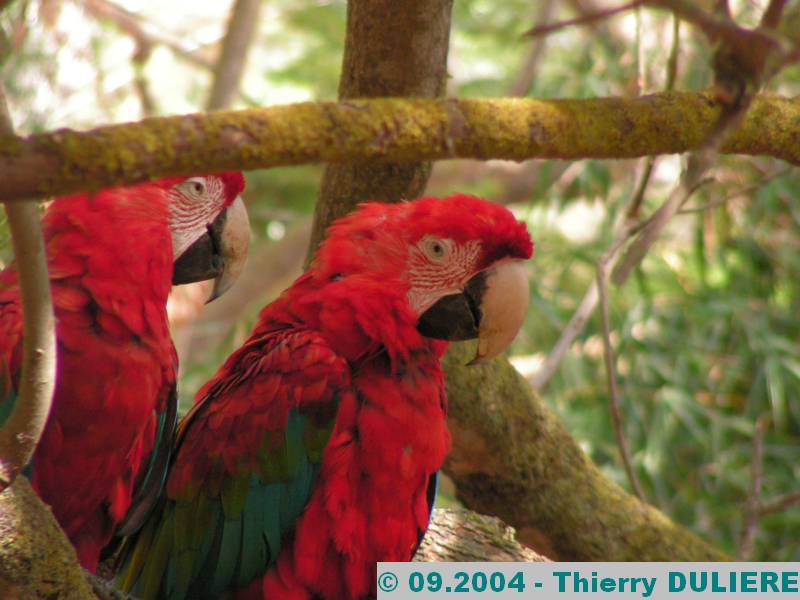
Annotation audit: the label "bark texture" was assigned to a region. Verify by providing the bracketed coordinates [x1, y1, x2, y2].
[2, 93, 797, 203]
[0, 478, 95, 600]
[0, 87, 57, 492]
[415, 509, 548, 562]
[442, 342, 728, 561]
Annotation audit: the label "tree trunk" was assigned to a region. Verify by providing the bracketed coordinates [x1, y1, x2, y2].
[307, 0, 454, 257]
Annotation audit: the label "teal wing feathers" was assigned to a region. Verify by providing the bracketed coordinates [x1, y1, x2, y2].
[0, 275, 23, 433]
[116, 327, 350, 600]
[116, 383, 179, 537]
[0, 375, 16, 428]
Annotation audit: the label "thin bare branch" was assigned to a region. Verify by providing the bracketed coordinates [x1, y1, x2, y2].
[533, 15, 682, 391]
[564, 0, 629, 39]
[509, 0, 555, 96]
[590, 169, 711, 495]
[132, 40, 156, 117]
[738, 415, 768, 559]
[80, 0, 215, 70]
[530, 280, 598, 391]
[714, 0, 731, 19]
[676, 196, 730, 215]
[612, 94, 752, 286]
[761, 0, 788, 29]
[635, 5, 645, 94]
[625, 158, 656, 222]
[760, 490, 800, 516]
[666, 14, 681, 90]
[625, 175, 713, 233]
[0, 86, 56, 492]
[530, 160, 651, 393]
[592, 7, 707, 495]
[644, 0, 798, 87]
[206, 0, 262, 111]
[677, 166, 791, 214]
[644, 0, 782, 50]
[524, 1, 642, 38]
[597, 239, 646, 501]
[627, 16, 680, 220]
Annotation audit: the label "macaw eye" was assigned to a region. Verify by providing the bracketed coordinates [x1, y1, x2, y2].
[422, 237, 449, 261]
[182, 177, 207, 196]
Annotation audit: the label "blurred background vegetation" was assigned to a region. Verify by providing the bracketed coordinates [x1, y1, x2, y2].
[2, 0, 799, 561]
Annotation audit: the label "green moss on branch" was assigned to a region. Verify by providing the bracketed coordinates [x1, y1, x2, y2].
[0, 93, 798, 202]
[0, 478, 95, 599]
[442, 342, 729, 561]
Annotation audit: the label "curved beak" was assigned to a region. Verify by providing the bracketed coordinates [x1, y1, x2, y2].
[417, 260, 530, 365]
[171, 196, 251, 303]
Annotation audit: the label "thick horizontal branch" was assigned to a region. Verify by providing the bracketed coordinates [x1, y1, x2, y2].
[1, 92, 798, 202]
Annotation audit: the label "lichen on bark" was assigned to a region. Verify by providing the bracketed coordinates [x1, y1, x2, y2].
[0, 478, 95, 600]
[0, 93, 798, 203]
[442, 342, 729, 561]
[415, 509, 548, 562]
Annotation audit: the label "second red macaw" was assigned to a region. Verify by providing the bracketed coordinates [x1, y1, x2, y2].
[0, 172, 250, 571]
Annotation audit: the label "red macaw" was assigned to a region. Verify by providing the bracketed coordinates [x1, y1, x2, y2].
[116, 193, 533, 600]
[0, 173, 250, 571]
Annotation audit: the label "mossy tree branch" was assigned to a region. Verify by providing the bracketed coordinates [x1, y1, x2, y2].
[442, 343, 729, 561]
[0, 478, 96, 599]
[0, 93, 798, 203]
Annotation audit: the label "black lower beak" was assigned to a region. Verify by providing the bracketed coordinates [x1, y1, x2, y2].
[172, 212, 227, 286]
[417, 271, 487, 341]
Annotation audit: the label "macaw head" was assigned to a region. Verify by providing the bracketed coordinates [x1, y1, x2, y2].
[313, 194, 533, 363]
[157, 172, 250, 301]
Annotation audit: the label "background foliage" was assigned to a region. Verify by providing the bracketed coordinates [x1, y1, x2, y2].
[2, 0, 799, 560]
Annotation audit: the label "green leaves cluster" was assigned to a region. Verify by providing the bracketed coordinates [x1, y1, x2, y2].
[519, 161, 800, 559]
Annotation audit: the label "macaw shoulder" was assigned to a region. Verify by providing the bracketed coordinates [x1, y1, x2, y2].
[169, 326, 352, 496]
[0, 270, 22, 362]
[0, 272, 22, 425]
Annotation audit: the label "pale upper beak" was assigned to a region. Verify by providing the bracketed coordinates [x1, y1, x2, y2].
[172, 196, 251, 302]
[468, 260, 529, 364]
[416, 259, 530, 364]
